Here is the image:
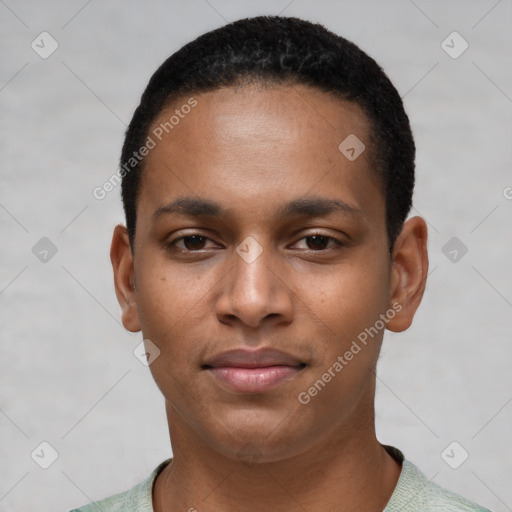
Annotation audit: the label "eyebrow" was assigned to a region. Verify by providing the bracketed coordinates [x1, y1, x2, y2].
[152, 196, 362, 220]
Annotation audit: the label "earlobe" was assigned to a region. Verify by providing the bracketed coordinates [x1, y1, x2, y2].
[386, 216, 429, 333]
[110, 225, 141, 332]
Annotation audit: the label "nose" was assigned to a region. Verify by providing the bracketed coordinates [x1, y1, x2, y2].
[215, 240, 294, 329]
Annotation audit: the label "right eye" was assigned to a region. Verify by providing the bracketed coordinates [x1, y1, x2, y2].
[166, 234, 221, 253]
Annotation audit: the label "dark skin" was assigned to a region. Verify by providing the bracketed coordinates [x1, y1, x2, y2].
[111, 83, 428, 511]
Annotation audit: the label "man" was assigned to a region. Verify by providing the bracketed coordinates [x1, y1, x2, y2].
[72, 15, 491, 512]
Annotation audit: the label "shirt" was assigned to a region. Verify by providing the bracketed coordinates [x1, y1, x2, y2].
[70, 446, 491, 511]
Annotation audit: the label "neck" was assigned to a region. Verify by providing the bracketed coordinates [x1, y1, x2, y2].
[153, 403, 401, 512]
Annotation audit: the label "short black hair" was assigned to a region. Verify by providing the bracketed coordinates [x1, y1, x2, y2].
[121, 15, 415, 251]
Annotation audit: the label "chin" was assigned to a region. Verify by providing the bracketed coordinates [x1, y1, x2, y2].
[204, 415, 311, 464]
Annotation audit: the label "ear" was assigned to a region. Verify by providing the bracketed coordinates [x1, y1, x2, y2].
[110, 224, 141, 332]
[386, 216, 428, 332]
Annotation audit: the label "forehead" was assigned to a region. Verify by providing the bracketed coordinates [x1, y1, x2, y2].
[137, 83, 383, 225]
[150, 82, 372, 157]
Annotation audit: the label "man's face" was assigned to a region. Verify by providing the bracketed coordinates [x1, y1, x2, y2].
[126, 83, 396, 462]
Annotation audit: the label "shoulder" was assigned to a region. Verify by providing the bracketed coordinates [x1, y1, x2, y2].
[385, 453, 492, 512]
[424, 481, 493, 512]
[69, 459, 172, 512]
[69, 487, 130, 512]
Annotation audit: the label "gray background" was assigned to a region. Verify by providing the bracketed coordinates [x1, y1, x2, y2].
[1, 0, 511, 510]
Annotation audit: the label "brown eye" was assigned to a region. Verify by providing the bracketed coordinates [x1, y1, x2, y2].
[305, 235, 330, 250]
[166, 233, 221, 254]
[181, 235, 207, 250]
[290, 233, 344, 252]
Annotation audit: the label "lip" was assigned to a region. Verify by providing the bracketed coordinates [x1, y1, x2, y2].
[203, 348, 306, 393]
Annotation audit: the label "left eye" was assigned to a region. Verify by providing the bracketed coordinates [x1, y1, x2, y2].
[293, 235, 342, 251]
[173, 235, 216, 250]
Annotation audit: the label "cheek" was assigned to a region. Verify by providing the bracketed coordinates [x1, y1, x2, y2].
[134, 252, 223, 387]
[297, 259, 391, 404]
[136, 269, 207, 405]
[301, 258, 390, 337]
[293, 265, 390, 419]
[135, 249, 211, 334]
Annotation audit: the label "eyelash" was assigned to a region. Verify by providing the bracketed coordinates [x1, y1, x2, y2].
[166, 233, 345, 253]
